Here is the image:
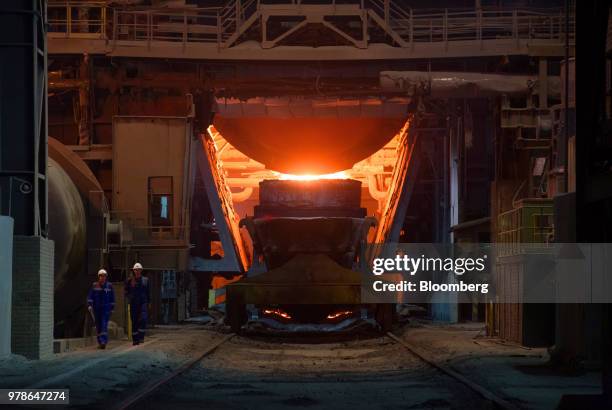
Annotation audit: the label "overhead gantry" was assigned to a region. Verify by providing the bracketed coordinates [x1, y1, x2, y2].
[47, 0, 573, 60]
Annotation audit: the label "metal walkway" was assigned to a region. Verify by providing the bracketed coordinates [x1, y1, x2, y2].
[48, 1, 574, 60]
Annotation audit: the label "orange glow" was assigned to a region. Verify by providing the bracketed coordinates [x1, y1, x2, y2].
[274, 171, 349, 181]
[326, 310, 354, 320]
[213, 115, 406, 174]
[263, 308, 292, 320]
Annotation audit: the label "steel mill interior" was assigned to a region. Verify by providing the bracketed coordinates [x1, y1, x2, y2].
[1, 1, 611, 409]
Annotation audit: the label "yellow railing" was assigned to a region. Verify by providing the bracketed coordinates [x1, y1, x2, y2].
[497, 199, 554, 256]
[48, 1, 108, 39]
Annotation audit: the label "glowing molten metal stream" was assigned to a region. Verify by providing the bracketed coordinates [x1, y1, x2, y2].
[274, 171, 349, 181]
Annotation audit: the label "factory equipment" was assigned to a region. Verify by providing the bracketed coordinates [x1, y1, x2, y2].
[227, 179, 376, 330]
[48, 138, 110, 337]
[213, 97, 409, 174]
[48, 157, 87, 335]
[193, 97, 418, 332]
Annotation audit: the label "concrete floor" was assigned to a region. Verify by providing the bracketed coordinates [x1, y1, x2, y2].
[398, 323, 602, 410]
[0, 321, 601, 410]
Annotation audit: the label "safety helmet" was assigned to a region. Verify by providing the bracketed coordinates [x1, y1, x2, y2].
[97, 269, 108, 276]
[132, 262, 143, 270]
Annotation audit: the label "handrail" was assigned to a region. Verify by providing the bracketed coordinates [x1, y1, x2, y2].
[47, 1, 575, 49]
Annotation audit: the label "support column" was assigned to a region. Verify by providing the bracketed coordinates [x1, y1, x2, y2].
[538, 58, 548, 109]
[0, 1, 49, 237]
[11, 236, 54, 360]
[0, 217, 13, 358]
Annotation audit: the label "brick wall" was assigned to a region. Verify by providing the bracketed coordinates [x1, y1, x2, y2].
[11, 236, 54, 360]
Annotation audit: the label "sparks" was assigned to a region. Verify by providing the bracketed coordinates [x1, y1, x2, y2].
[326, 310, 354, 320]
[263, 308, 292, 320]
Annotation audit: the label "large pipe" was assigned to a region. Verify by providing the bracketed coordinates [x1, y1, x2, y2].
[231, 187, 254, 203]
[380, 71, 561, 99]
[367, 174, 388, 201]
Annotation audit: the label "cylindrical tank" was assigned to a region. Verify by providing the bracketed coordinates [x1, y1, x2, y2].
[47, 158, 88, 336]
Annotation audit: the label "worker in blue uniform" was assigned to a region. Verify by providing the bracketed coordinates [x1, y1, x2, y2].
[125, 262, 150, 345]
[87, 269, 115, 349]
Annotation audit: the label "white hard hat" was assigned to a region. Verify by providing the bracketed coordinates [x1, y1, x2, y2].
[97, 269, 108, 276]
[132, 262, 143, 270]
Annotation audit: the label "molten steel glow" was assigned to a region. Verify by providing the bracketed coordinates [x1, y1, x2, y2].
[326, 310, 354, 320]
[263, 308, 292, 320]
[274, 171, 349, 181]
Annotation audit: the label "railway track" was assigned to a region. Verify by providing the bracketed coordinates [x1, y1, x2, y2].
[386, 332, 519, 410]
[112, 333, 235, 410]
[111, 330, 520, 410]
